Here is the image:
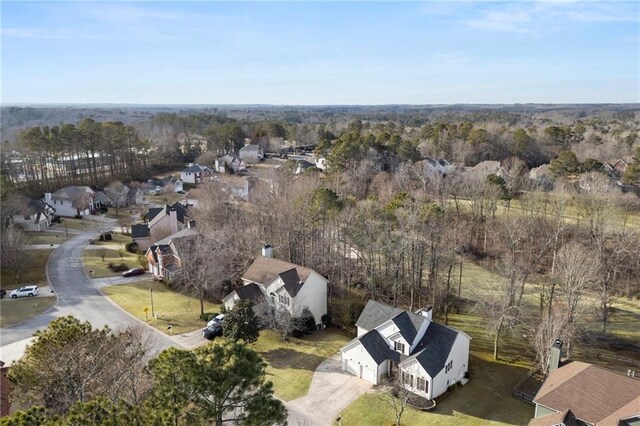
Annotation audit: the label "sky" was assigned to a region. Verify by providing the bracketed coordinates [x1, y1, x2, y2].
[1, 1, 639, 105]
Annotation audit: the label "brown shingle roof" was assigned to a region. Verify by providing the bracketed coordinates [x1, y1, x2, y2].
[242, 256, 313, 286]
[533, 361, 640, 424]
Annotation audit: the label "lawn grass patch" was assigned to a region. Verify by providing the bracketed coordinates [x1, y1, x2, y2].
[0, 296, 56, 328]
[50, 218, 95, 231]
[145, 193, 185, 206]
[82, 246, 143, 278]
[1, 249, 52, 291]
[250, 329, 350, 401]
[26, 232, 71, 245]
[337, 355, 533, 426]
[101, 280, 219, 335]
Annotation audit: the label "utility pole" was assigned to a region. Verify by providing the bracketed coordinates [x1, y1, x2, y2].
[149, 288, 155, 318]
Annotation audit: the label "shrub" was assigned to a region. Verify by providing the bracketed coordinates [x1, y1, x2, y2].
[199, 312, 218, 322]
[300, 307, 316, 334]
[321, 314, 332, 327]
[107, 263, 129, 272]
[125, 241, 139, 253]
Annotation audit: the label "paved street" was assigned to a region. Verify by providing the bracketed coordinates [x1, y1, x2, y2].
[1, 225, 178, 361]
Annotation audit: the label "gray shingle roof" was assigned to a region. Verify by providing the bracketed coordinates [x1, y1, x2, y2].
[279, 268, 304, 297]
[359, 330, 392, 365]
[392, 311, 426, 344]
[355, 300, 403, 331]
[235, 283, 266, 303]
[147, 207, 163, 221]
[408, 322, 458, 377]
[183, 164, 204, 173]
[131, 224, 149, 238]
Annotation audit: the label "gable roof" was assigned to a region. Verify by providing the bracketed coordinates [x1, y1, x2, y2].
[392, 311, 426, 344]
[533, 361, 640, 425]
[148, 203, 188, 227]
[131, 224, 150, 238]
[240, 144, 260, 152]
[359, 330, 394, 365]
[278, 268, 304, 297]
[153, 227, 198, 246]
[147, 207, 163, 221]
[355, 300, 403, 332]
[234, 283, 266, 303]
[243, 255, 314, 286]
[182, 164, 205, 173]
[51, 186, 94, 201]
[403, 321, 459, 377]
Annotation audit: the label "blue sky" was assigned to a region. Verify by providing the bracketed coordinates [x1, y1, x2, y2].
[1, 1, 639, 104]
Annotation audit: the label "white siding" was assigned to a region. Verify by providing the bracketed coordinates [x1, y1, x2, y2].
[399, 359, 433, 400]
[291, 271, 327, 325]
[356, 326, 368, 337]
[181, 172, 196, 184]
[429, 332, 470, 399]
[341, 342, 379, 384]
[223, 292, 240, 311]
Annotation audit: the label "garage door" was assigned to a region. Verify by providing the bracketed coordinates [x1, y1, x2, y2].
[361, 365, 377, 383]
[343, 358, 359, 376]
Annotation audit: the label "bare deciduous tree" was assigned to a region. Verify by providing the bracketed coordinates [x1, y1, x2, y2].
[1, 224, 29, 281]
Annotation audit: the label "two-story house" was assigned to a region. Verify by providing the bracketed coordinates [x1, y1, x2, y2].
[43, 186, 96, 217]
[145, 228, 198, 280]
[9, 199, 55, 231]
[340, 300, 470, 400]
[180, 164, 211, 184]
[223, 245, 328, 326]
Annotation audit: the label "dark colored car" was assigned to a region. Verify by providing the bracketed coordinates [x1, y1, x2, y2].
[0, 289, 6, 299]
[122, 267, 146, 277]
[203, 323, 223, 340]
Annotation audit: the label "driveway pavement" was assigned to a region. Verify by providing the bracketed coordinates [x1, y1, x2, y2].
[286, 354, 372, 426]
[1, 223, 178, 363]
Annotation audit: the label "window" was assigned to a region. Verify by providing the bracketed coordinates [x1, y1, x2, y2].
[417, 377, 428, 392]
[401, 371, 414, 387]
[394, 341, 405, 353]
[445, 360, 453, 373]
[278, 294, 290, 306]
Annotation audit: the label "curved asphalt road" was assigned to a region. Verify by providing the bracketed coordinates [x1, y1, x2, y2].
[1, 228, 176, 353]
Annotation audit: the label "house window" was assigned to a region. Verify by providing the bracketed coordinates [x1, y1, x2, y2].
[278, 294, 290, 306]
[445, 360, 453, 373]
[401, 371, 414, 387]
[394, 341, 405, 353]
[417, 377, 428, 392]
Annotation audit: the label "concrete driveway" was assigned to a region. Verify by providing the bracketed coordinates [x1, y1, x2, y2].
[286, 354, 372, 426]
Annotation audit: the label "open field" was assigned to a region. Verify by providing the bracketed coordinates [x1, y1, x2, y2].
[0, 296, 57, 328]
[1, 249, 52, 291]
[26, 232, 72, 245]
[250, 329, 351, 401]
[101, 280, 219, 335]
[337, 355, 533, 426]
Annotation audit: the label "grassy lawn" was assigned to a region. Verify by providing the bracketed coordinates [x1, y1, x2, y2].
[145, 193, 185, 206]
[101, 280, 219, 335]
[90, 232, 132, 246]
[1, 250, 52, 291]
[0, 296, 56, 328]
[250, 329, 351, 401]
[337, 355, 533, 426]
[83, 245, 143, 278]
[26, 232, 72, 245]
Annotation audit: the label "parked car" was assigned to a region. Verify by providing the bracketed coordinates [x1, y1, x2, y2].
[207, 313, 225, 327]
[122, 267, 146, 277]
[10, 285, 39, 298]
[203, 323, 223, 340]
[0, 289, 6, 299]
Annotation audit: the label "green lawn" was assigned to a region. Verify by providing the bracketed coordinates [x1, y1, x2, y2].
[337, 356, 533, 426]
[0, 296, 57, 328]
[83, 246, 143, 278]
[145, 193, 185, 206]
[1, 250, 52, 291]
[90, 232, 132, 246]
[249, 329, 351, 401]
[50, 217, 95, 231]
[26, 232, 71, 245]
[101, 280, 219, 335]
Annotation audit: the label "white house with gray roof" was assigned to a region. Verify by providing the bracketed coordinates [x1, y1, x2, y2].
[341, 300, 470, 400]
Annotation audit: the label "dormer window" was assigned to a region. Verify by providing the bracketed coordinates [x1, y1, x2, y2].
[394, 341, 405, 353]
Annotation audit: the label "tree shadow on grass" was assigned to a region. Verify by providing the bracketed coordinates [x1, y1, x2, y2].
[260, 348, 327, 371]
[427, 354, 534, 425]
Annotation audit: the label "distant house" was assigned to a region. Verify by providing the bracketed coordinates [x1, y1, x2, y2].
[222, 245, 328, 325]
[529, 341, 640, 426]
[340, 301, 471, 400]
[43, 186, 96, 217]
[146, 176, 184, 194]
[145, 228, 199, 280]
[418, 157, 455, 176]
[9, 199, 55, 231]
[295, 160, 316, 175]
[239, 143, 264, 164]
[529, 164, 554, 189]
[180, 164, 211, 184]
[215, 154, 246, 174]
[468, 160, 505, 178]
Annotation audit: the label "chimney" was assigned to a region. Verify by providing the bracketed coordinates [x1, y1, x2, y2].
[244, 138, 252, 146]
[419, 305, 433, 321]
[549, 339, 563, 373]
[262, 244, 273, 258]
[188, 163, 193, 167]
[44, 192, 52, 203]
[187, 220, 196, 229]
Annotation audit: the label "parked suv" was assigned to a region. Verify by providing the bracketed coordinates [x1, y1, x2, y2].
[10, 285, 39, 298]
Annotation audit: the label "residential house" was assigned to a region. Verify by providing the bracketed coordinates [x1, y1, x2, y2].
[131, 224, 151, 251]
[239, 142, 264, 164]
[529, 341, 640, 426]
[215, 154, 246, 174]
[468, 160, 505, 178]
[145, 228, 199, 280]
[529, 164, 554, 189]
[295, 160, 316, 175]
[147, 202, 190, 242]
[418, 157, 456, 176]
[146, 177, 184, 194]
[43, 186, 97, 217]
[180, 164, 211, 184]
[223, 245, 328, 325]
[125, 184, 144, 205]
[340, 300, 471, 400]
[9, 199, 55, 231]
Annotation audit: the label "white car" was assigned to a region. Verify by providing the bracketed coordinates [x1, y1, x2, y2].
[207, 314, 225, 327]
[10, 285, 39, 298]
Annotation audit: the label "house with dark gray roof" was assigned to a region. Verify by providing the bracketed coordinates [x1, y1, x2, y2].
[180, 163, 211, 184]
[341, 300, 470, 400]
[222, 245, 328, 325]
